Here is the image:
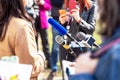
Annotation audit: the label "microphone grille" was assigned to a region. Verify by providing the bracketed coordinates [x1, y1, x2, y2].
[76, 32, 86, 40]
[55, 35, 64, 45]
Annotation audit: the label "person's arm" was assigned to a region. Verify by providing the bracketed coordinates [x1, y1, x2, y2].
[14, 23, 45, 78]
[37, 0, 51, 10]
[78, 2, 96, 34]
[42, 0, 51, 10]
[71, 1, 97, 34]
[94, 44, 120, 80]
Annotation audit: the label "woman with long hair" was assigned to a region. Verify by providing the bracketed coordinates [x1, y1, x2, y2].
[0, 0, 45, 79]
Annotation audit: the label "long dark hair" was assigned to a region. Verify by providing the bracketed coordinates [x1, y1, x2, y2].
[98, 0, 120, 38]
[0, 0, 33, 41]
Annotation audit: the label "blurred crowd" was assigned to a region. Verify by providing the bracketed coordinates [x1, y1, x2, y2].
[0, 0, 120, 80]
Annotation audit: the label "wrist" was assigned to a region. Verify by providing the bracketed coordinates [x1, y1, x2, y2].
[77, 18, 81, 23]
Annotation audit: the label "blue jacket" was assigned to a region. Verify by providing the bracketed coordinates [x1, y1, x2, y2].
[69, 27, 120, 80]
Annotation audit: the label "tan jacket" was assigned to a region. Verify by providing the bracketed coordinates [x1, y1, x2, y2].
[0, 16, 45, 78]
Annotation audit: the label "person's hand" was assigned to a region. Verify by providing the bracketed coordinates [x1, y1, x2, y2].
[35, 0, 45, 5]
[59, 13, 69, 24]
[71, 6, 81, 23]
[71, 51, 98, 74]
[31, 51, 45, 79]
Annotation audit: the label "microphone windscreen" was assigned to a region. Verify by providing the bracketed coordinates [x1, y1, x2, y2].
[55, 35, 64, 45]
[76, 32, 86, 40]
[48, 18, 67, 35]
[55, 35, 70, 49]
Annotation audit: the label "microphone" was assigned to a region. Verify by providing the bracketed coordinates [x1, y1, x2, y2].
[55, 35, 77, 57]
[48, 18, 67, 35]
[48, 18, 80, 47]
[76, 32, 101, 48]
[55, 35, 69, 49]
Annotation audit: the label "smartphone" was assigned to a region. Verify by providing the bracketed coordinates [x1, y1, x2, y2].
[59, 9, 67, 15]
[69, 0, 76, 14]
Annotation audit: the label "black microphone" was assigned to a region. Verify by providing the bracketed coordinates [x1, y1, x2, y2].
[55, 35, 77, 57]
[76, 32, 101, 48]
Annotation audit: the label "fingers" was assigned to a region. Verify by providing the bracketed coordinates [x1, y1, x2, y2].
[60, 14, 67, 18]
[70, 6, 81, 22]
[59, 14, 68, 24]
[70, 5, 80, 13]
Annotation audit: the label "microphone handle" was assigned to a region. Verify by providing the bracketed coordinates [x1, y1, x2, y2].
[66, 34, 79, 45]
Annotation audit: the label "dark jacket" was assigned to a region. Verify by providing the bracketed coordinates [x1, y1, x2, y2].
[50, 0, 63, 8]
[50, 0, 64, 17]
[69, 26, 120, 80]
[64, 1, 97, 39]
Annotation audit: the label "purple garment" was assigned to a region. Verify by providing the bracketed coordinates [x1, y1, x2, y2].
[39, 0, 51, 29]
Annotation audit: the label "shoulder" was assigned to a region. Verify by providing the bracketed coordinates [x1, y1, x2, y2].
[90, 0, 96, 6]
[101, 43, 120, 65]
[9, 17, 33, 32]
[8, 17, 35, 38]
[90, 1, 97, 9]
[87, 1, 97, 14]
[94, 43, 120, 79]
[110, 43, 120, 55]
[102, 43, 120, 60]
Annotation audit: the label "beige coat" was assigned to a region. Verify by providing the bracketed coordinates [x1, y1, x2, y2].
[0, 16, 45, 78]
